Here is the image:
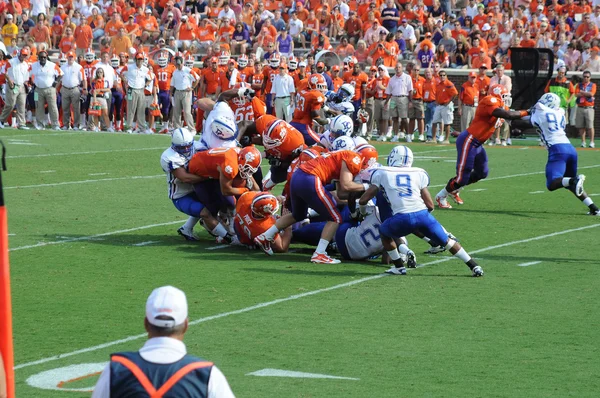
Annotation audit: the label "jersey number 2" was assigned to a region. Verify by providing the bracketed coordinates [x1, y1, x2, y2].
[359, 224, 381, 248]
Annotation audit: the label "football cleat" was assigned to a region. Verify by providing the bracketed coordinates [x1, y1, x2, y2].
[254, 234, 273, 256]
[472, 265, 484, 277]
[178, 227, 199, 241]
[406, 250, 417, 268]
[588, 209, 600, 216]
[448, 190, 464, 205]
[590, 142, 596, 148]
[573, 174, 586, 196]
[385, 266, 407, 275]
[436, 195, 452, 209]
[418, 134, 425, 142]
[311, 252, 341, 264]
[424, 245, 445, 254]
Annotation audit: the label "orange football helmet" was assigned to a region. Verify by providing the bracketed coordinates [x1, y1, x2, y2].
[489, 84, 511, 106]
[238, 146, 262, 178]
[308, 73, 327, 93]
[356, 144, 379, 169]
[263, 119, 289, 149]
[251, 193, 280, 218]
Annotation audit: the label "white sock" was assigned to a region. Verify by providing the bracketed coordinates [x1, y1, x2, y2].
[183, 217, 199, 230]
[264, 225, 279, 240]
[387, 249, 401, 261]
[437, 188, 449, 198]
[562, 177, 571, 188]
[315, 239, 329, 254]
[26, 110, 32, 122]
[398, 244, 410, 255]
[421, 236, 431, 243]
[211, 223, 228, 238]
[583, 197, 593, 206]
[454, 248, 471, 263]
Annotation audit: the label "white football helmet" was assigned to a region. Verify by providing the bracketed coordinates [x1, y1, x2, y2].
[288, 56, 298, 70]
[269, 53, 281, 68]
[337, 102, 355, 116]
[330, 115, 354, 138]
[339, 83, 355, 101]
[157, 52, 168, 67]
[59, 53, 67, 65]
[184, 56, 195, 68]
[538, 93, 561, 110]
[331, 136, 356, 152]
[110, 54, 119, 67]
[171, 127, 196, 159]
[238, 54, 248, 68]
[218, 51, 230, 66]
[211, 114, 238, 140]
[387, 145, 413, 167]
[353, 136, 368, 147]
[84, 48, 95, 62]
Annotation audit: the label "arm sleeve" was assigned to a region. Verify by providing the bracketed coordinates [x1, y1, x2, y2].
[91, 363, 111, 398]
[207, 366, 236, 398]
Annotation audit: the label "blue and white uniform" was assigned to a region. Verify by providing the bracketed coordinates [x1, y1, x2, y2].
[530, 103, 578, 189]
[199, 101, 239, 150]
[160, 147, 205, 217]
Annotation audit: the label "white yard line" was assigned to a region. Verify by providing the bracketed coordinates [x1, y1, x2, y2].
[38, 170, 56, 174]
[131, 241, 159, 247]
[7, 147, 165, 159]
[5, 174, 163, 190]
[9, 220, 184, 252]
[206, 244, 230, 250]
[14, 222, 600, 371]
[529, 191, 545, 194]
[469, 189, 487, 192]
[517, 261, 542, 267]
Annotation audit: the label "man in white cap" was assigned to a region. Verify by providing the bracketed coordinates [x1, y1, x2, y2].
[92, 286, 235, 398]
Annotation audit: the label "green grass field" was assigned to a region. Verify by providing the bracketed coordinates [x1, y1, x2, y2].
[4, 129, 600, 397]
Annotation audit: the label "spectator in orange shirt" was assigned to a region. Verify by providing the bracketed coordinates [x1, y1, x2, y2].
[367, 32, 388, 65]
[74, 17, 93, 55]
[311, 32, 333, 53]
[59, 26, 77, 54]
[123, 14, 141, 41]
[329, 5, 345, 39]
[519, 31, 536, 48]
[344, 11, 363, 45]
[432, 71, 458, 144]
[105, 13, 124, 38]
[295, 2, 309, 22]
[217, 17, 235, 43]
[110, 27, 133, 57]
[140, 8, 160, 43]
[336, 36, 355, 59]
[471, 48, 492, 69]
[29, 18, 51, 48]
[88, 8, 105, 41]
[329, 65, 344, 92]
[383, 33, 400, 67]
[576, 13, 600, 43]
[201, 57, 221, 98]
[50, 16, 64, 49]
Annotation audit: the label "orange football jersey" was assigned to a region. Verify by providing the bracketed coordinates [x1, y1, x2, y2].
[292, 89, 326, 126]
[257, 115, 306, 161]
[188, 148, 239, 180]
[82, 60, 99, 82]
[342, 71, 369, 101]
[466, 95, 504, 142]
[262, 66, 279, 93]
[155, 64, 176, 91]
[234, 191, 278, 246]
[238, 66, 254, 83]
[299, 150, 363, 184]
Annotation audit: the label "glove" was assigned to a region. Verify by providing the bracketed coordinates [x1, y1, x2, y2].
[357, 108, 369, 123]
[238, 87, 256, 100]
[239, 135, 252, 147]
[268, 157, 282, 167]
[246, 177, 254, 190]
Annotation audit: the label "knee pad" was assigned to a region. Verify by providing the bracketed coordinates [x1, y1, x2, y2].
[444, 238, 456, 251]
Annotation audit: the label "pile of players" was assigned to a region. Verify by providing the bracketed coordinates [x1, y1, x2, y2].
[161, 70, 599, 277]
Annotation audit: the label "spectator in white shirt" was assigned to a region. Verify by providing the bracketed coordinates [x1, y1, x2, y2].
[60, 51, 87, 130]
[218, 2, 236, 22]
[31, 50, 63, 129]
[398, 19, 416, 50]
[270, 63, 295, 121]
[363, 20, 389, 47]
[289, 12, 304, 44]
[30, 0, 50, 18]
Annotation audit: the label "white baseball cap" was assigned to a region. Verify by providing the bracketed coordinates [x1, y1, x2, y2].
[145, 286, 188, 328]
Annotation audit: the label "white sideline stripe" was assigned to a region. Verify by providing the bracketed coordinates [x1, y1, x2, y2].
[9, 221, 184, 252]
[39, 170, 56, 174]
[7, 147, 165, 159]
[14, 222, 600, 371]
[5, 174, 163, 190]
[207, 244, 230, 250]
[429, 164, 600, 188]
[247, 369, 359, 380]
[378, 148, 455, 159]
[518, 261, 542, 267]
[88, 173, 109, 176]
[469, 189, 487, 192]
[529, 191, 545, 194]
[131, 241, 159, 247]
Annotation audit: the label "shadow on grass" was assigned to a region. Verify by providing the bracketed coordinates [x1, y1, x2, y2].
[241, 267, 377, 277]
[477, 254, 597, 264]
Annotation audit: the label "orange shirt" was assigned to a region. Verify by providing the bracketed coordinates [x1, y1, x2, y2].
[124, 22, 139, 34]
[238, 66, 254, 83]
[460, 81, 479, 106]
[384, 41, 400, 67]
[294, 74, 308, 91]
[202, 69, 221, 95]
[371, 75, 390, 99]
[139, 16, 159, 31]
[75, 25, 93, 49]
[292, 89, 326, 126]
[299, 150, 363, 184]
[476, 75, 491, 96]
[219, 70, 241, 92]
[520, 39, 536, 48]
[262, 66, 279, 94]
[305, 17, 319, 33]
[155, 64, 176, 91]
[423, 78, 436, 102]
[435, 80, 458, 104]
[218, 25, 235, 40]
[411, 75, 425, 100]
[331, 76, 344, 92]
[234, 191, 278, 246]
[466, 95, 504, 142]
[59, 36, 76, 53]
[252, 72, 264, 99]
[179, 23, 197, 41]
[188, 148, 239, 180]
[196, 25, 216, 42]
[82, 60, 99, 82]
[342, 71, 369, 101]
[30, 25, 50, 43]
[472, 56, 492, 70]
[257, 115, 306, 161]
[105, 21, 124, 37]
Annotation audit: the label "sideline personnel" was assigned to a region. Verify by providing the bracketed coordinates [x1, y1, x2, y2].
[92, 286, 235, 398]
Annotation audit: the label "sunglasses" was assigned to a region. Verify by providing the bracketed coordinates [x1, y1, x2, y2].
[583, 75, 591, 78]
[439, 74, 447, 77]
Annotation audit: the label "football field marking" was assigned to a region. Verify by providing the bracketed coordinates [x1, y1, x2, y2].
[517, 261, 542, 267]
[131, 241, 159, 247]
[39, 170, 56, 173]
[5, 174, 164, 190]
[88, 173, 109, 176]
[206, 244, 230, 250]
[469, 189, 487, 192]
[6, 147, 165, 159]
[14, 222, 600, 371]
[529, 191, 545, 194]
[9, 220, 185, 252]
[247, 369, 359, 380]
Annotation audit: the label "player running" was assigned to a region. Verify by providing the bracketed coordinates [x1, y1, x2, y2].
[254, 149, 369, 264]
[523, 93, 599, 215]
[290, 73, 329, 145]
[359, 145, 484, 277]
[434, 84, 531, 208]
[155, 51, 176, 133]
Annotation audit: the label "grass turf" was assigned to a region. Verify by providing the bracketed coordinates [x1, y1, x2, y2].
[3, 129, 599, 397]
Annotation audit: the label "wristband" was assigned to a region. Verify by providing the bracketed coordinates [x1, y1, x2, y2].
[362, 183, 370, 191]
[519, 110, 529, 118]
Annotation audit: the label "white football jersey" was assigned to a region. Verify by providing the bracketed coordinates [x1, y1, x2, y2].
[160, 148, 195, 200]
[530, 103, 570, 148]
[369, 166, 430, 215]
[199, 101, 239, 150]
[344, 210, 384, 260]
[319, 130, 334, 150]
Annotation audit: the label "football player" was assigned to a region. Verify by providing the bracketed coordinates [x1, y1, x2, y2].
[359, 145, 484, 277]
[323, 83, 356, 118]
[320, 114, 354, 150]
[290, 73, 329, 145]
[254, 150, 369, 264]
[521, 93, 599, 215]
[81, 48, 99, 130]
[237, 55, 254, 83]
[435, 84, 531, 208]
[234, 192, 292, 252]
[262, 53, 281, 115]
[155, 51, 176, 133]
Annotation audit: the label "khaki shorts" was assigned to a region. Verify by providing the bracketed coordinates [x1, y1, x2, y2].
[576, 107, 594, 129]
[389, 96, 409, 119]
[145, 95, 154, 108]
[373, 98, 389, 121]
[408, 99, 424, 119]
[432, 103, 454, 125]
[93, 97, 108, 110]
